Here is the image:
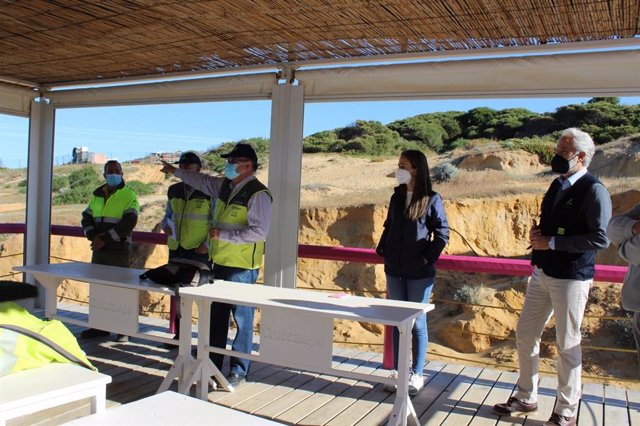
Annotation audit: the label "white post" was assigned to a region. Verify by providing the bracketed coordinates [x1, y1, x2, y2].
[24, 99, 55, 308]
[263, 82, 304, 288]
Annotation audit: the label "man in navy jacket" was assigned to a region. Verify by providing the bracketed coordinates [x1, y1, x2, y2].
[493, 128, 611, 426]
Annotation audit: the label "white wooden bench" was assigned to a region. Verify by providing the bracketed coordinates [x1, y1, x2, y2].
[14, 262, 175, 345]
[0, 363, 111, 426]
[62, 391, 282, 425]
[176, 282, 432, 426]
[15, 262, 203, 394]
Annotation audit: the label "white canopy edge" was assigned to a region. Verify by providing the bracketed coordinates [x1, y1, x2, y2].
[0, 83, 34, 117]
[47, 72, 277, 108]
[33, 49, 640, 109]
[298, 49, 640, 102]
[42, 39, 640, 89]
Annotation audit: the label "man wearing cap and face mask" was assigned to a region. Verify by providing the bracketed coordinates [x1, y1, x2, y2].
[161, 152, 212, 341]
[161, 143, 272, 387]
[80, 160, 140, 342]
[492, 128, 611, 426]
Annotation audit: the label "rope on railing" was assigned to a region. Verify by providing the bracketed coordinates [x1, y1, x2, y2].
[432, 297, 519, 312]
[443, 327, 638, 354]
[431, 297, 633, 321]
[336, 340, 383, 347]
[298, 288, 637, 354]
[58, 296, 88, 306]
[49, 255, 84, 263]
[0, 252, 22, 259]
[4, 223, 637, 376]
[0, 271, 21, 279]
[296, 285, 385, 296]
[33, 278, 640, 357]
[297, 290, 634, 322]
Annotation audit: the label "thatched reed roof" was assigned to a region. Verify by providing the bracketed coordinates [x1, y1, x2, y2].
[1, 0, 639, 86]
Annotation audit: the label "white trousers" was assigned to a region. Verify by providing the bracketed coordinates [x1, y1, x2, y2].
[514, 267, 591, 418]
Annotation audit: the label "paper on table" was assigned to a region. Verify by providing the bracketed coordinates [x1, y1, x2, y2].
[328, 292, 350, 299]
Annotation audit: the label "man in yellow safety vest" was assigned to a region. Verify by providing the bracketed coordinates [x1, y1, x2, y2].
[80, 160, 139, 343]
[161, 143, 272, 387]
[162, 151, 211, 341]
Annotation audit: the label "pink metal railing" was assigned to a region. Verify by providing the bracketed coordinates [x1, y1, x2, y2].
[1, 222, 629, 370]
[0, 223, 627, 282]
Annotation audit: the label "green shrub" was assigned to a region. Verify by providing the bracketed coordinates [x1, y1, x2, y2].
[52, 175, 69, 192]
[126, 180, 157, 196]
[53, 165, 101, 205]
[53, 187, 94, 205]
[68, 166, 101, 190]
[204, 139, 269, 174]
[502, 137, 556, 164]
[17, 179, 27, 193]
[432, 162, 459, 183]
[608, 318, 636, 349]
[446, 138, 470, 150]
[452, 284, 484, 305]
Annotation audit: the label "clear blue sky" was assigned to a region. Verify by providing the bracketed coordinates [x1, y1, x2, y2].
[1, 97, 639, 169]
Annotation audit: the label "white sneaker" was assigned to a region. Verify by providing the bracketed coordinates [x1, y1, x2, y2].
[408, 373, 424, 396]
[383, 370, 397, 392]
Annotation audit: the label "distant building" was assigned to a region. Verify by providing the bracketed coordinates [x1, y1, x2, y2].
[72, 146, 107, 164]
[154, 152, 179, 163]
[72, 146, 88, 164]
[89, 153, 107, 164]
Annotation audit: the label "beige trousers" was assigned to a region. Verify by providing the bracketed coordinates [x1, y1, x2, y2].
[514, 267, 591, 418]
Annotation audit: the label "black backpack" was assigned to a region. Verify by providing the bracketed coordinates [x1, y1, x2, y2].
[139, 258, 213, 287]
[139, 258, 213, 322]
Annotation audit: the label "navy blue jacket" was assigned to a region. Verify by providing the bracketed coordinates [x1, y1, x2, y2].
[376, 186, 449, 279]
[531, 173, 606, 280]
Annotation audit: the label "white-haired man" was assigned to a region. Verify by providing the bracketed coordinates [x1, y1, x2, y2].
[493, 128, 612, 426]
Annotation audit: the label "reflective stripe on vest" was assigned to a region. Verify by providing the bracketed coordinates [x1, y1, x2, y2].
[0, 302, 95, 376]
[88, 186, 139, 226]
[210, 180, 271, 269]
[167, 193, 211, 251]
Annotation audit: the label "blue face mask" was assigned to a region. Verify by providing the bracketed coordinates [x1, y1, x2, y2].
[105, 174, 123, 187]
[224, 163, 239, 180]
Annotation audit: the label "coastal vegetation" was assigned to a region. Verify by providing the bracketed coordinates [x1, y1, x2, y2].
[200, 97, 639, 175]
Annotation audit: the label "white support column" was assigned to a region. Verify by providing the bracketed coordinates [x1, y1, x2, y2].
[263, 83, 304, 288]
[24, 99, 55, 308]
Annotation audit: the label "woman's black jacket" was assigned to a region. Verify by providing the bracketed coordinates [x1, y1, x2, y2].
[376, 185, 449, 279]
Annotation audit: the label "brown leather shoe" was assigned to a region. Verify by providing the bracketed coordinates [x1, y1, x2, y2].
[492, 397, 538, 416]
[543, 413, 576, 426]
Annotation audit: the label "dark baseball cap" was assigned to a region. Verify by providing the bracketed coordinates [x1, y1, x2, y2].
[174, 151, 202, 167]
[220, 143, 258, 165]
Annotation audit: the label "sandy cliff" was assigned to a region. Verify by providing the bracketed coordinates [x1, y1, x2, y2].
[2, 145, 640, 384]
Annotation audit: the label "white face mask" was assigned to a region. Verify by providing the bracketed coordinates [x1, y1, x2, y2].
[395, 168, 411, 185]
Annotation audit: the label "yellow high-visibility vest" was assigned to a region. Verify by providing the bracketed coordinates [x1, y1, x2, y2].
[0, 302, 95, 376]
[210, 179, 272, 269]
[167, 183, 211, 250]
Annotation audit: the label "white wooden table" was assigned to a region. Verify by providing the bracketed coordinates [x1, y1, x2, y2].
[14, 262, 175, 345]
[0, 363, 111, 426]
[62, 391, 283, 425]
[174, 281, 432, 426]
[13, 262, 211, 393]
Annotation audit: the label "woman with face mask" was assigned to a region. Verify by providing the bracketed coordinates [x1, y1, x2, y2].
[376, 149, 450, 396]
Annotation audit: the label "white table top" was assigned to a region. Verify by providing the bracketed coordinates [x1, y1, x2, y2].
[0, 363, 111, 409]
[15, 262, 173, 295]
[63, 391, 283, 425]
[180, 281, 433, 326]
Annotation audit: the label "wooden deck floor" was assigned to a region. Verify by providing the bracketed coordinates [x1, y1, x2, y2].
[8, 303, 640, 426]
